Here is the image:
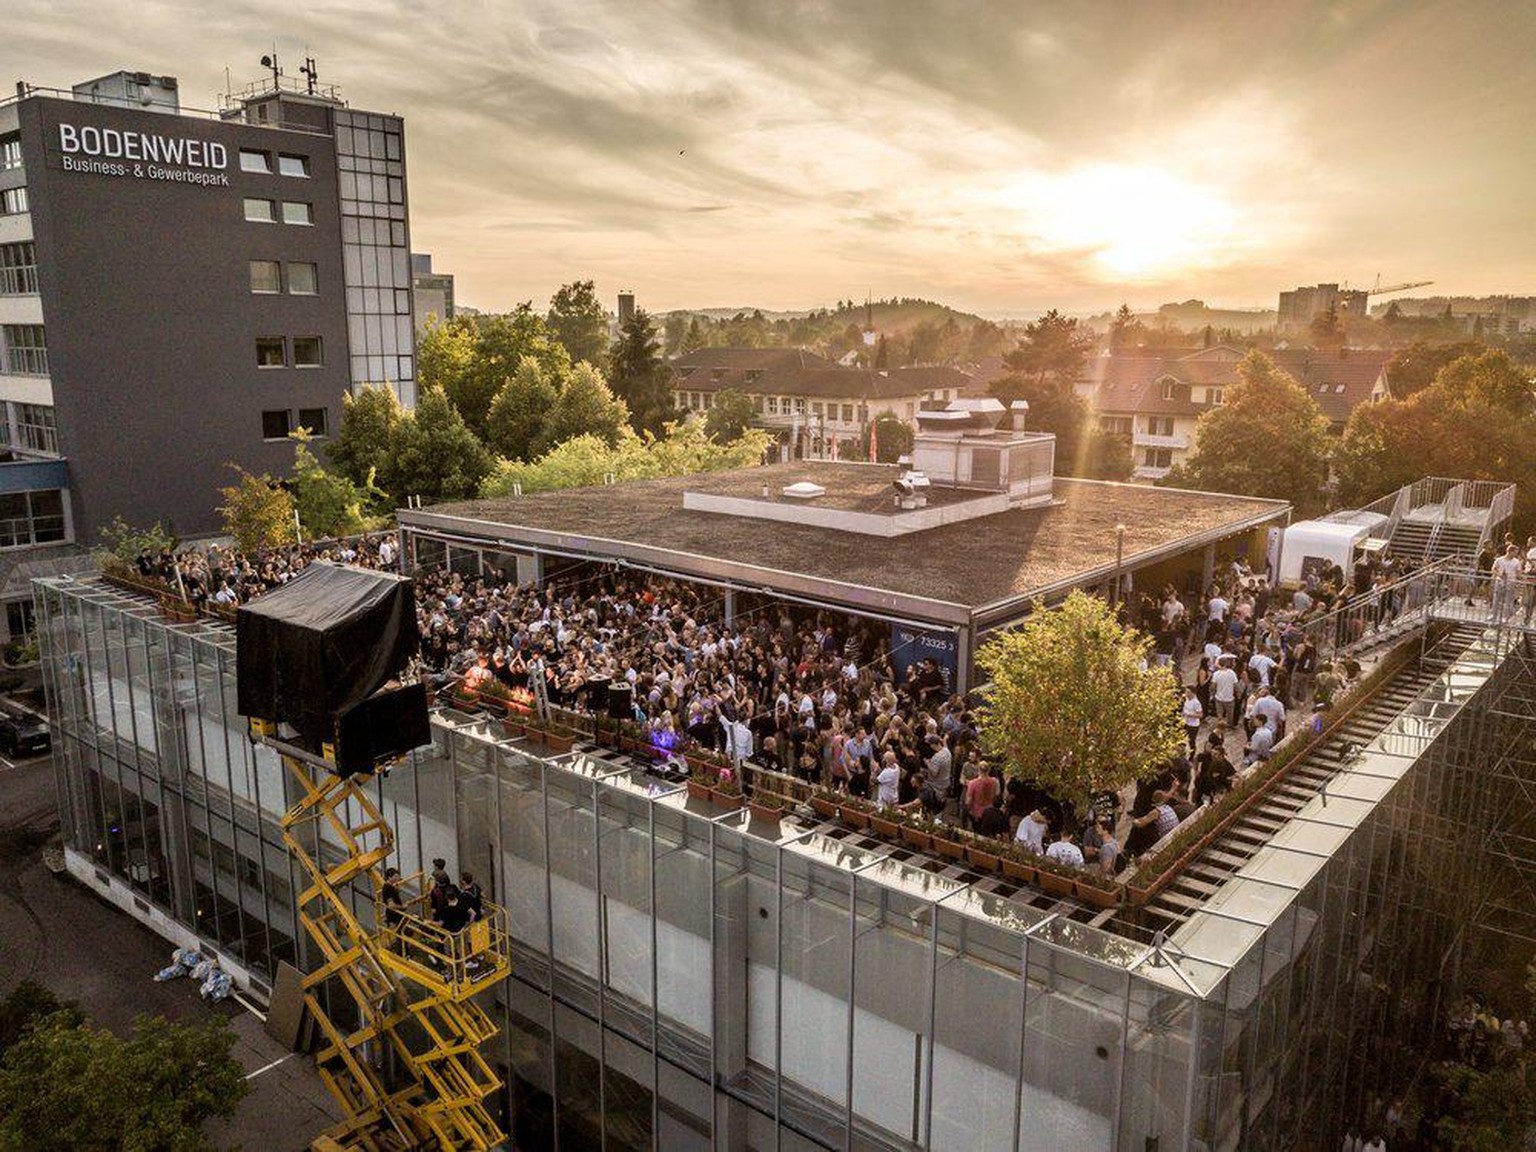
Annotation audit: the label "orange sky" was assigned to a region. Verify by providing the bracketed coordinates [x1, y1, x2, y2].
[12, 0, 1536, 316]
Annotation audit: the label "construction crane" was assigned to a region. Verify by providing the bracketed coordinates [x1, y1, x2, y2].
[1365, 276, 1433, 297]
[238, 564, 513, 1151]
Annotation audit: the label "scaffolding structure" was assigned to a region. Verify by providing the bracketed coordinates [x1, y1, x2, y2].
[267, 728, 512, 1151]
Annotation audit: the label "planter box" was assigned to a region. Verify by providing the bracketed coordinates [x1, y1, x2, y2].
[686, 779, 714, 804]
[838, 804, 871, 831]
[710, 789, 743, 811]
[502, 718, 524, 740]
[1000, 856, 1037, 885]
[809, 796, 839, 819]
[933, 836, 968, 861]
[966, 844, 1003, 873]
[870, 814, 901, 839]
[748, 801, 785, 824]
[1073, 878, 1119, 908]
[545, 733, 574, 754]
[899, 824, 934, 852]
[1037, 869, 1076, 899]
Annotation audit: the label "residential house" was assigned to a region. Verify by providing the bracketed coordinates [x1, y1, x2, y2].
[673, 347, 972, 460]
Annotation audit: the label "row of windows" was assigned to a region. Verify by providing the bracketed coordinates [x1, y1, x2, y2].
[1, 324, 46, 376]
[243, 198, 312, 226]
[0, 134, 21, 172]
[249, 260, 317, 295]
[1143, 447, 1174, 470]
[237, 149, 309, 178]
[0, 242, 37, 295]
[256, 336, 323, 369]
[261, 407, 328, 440]
[0, 187, 27, 216]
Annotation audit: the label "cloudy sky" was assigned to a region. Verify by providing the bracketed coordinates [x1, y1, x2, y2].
[12, 1, 1536, 315]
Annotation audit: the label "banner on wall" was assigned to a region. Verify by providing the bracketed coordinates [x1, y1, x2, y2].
[888, 623, 960, 693]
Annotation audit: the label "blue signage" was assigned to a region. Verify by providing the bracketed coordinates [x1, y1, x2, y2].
[888, 624, 960, 693]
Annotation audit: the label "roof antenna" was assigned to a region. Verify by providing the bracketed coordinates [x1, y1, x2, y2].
[260, 50, 281, 89]
[301, 55, 318, 95]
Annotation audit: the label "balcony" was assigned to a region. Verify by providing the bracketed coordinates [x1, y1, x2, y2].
[2, 347, 46, 376]
[1131, 431, 1189, 450]
[0, 265, 37, 295]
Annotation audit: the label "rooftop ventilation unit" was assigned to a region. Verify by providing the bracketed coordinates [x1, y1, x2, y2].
[782, 481, 826, 500]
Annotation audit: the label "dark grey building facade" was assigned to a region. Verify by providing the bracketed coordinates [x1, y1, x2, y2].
[0, 69, 416, 546]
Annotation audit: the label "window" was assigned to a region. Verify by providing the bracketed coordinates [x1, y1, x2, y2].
[277, 154, 310, 178]
[766, 397, 778, 415]
[841, 404, 854, 422]
[1159, 379, 1179, 401]
[0, 134, 20, 172]
[243, 197, 276, 223]
[1145, 415, 1175, 436]
[6, 600, 34, 640]
[248, 260, 281, 294]
[12, 403, 56, 454]
[238, 149, 271, 173]
[281, 201, 313, 226]
[710, 368, 727, 381]
[255, 337, 286, 368]
[2, 325, 47, 375]
[794, 398, 806, 415]
[0, 187, 27, 216]
[0, 490, 65, 547]
[1142, 447, 1174, 469]
[1099, 415, 1132, 435]
[0, 243, 37, 295]
[292, 336, 323, 367]
[1334, 384, 1346, 394]
[810, 402, 823, 417]
[296, 407, 328, 436]
[261, 410, 291, 440]
[1207, 387, 1224, 406]
[745, 369, 763, 384]
[753, 395, 764, 413]
[286, 262, 318, 295]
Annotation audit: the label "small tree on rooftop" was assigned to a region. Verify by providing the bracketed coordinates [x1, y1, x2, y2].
[976, 591, 1183, 809]
[216, 465, 297, 552]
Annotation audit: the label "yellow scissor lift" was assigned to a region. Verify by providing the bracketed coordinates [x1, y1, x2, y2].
[259, 723, 513, 1151]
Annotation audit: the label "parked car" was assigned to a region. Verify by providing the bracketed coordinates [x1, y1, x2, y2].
[0, 710, 50, 757]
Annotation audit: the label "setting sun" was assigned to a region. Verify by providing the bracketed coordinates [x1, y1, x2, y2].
[1013, 163, 1241, 278]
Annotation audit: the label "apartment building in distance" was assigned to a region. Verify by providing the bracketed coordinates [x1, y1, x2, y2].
[0, 65, 417, 580]
[673, 346, 972, 460]
[1087, 346, 1391, 480]
[411, 251, 454, 330]
[1277, 282, 1370, 332]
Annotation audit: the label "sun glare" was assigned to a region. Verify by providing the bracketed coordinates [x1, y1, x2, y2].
[1013, 164, 1240, 278]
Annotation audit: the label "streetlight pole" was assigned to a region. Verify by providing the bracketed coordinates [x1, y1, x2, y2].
[1113, 523, 1126, 611]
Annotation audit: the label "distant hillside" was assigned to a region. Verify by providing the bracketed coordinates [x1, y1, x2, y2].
[661, 297, 989, 334]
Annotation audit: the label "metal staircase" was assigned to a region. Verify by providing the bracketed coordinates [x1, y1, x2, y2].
[1124, 624, 1484, 933]
[271, 730, 512, 1152]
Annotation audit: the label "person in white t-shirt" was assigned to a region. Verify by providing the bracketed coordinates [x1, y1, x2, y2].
[1210, 660, 1239, 725]
[1014, 809, 1049, 854]
[1044, 829, 1084, 867]
[1180, 685, 1204, 751]
[1493, 543, 1524, 619]
[875, 752, 901, 809]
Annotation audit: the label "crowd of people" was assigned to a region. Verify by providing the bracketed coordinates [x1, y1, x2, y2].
[124, 529, 1385, 878]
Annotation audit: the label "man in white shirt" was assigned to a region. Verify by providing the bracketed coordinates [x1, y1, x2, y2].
[1014, 809, 1049, 854]
[1253, 687, 1287, 740]
[875, 752, 901, 808]
[1210, 659, 1239, 725]
[1492, 543, 1523, 619]
[1247, 648, 1276, 687]
[1245, 718, 1276, 765]
[1044, 829, 1084, 867]
[1181, 686, 1204, 751]
[1208, 592, 1229, 626]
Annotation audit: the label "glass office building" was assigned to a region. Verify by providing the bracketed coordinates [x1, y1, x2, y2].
[36, 574, 1536, 1151]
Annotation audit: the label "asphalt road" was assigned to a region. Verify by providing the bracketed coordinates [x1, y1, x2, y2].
[0, 749, 339, 1150]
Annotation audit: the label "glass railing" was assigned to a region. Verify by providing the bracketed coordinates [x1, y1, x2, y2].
[3, 347, 48, 376]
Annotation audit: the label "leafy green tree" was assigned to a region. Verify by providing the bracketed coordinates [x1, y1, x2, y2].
[217, 466, 296, 551]
[1387, 340, 1485, 399]
[858, 412, 914, 463]
[1082, 429, 1133, 482]
[384, 388, 494, 503]
[1309, 303, 1344, 350]
[0, 1012, 247, 1152]
[976, 591, 1183, 808]
[95, 518, 176, 566]
[987, 372, 1088, 476]
[484, 422, 771, 497]
[1005, 308, 1093, 389]
[703, 387, 756, 441]
[1335, 349, 1536, 531]
[545, 279, 610, 366]
[484, 356, 559, 461]
[328, 387, 404, 492]
[421, 309, 571, 440]
[289, 432, 381, 540]
[662, 312, 686, 356]
[965, 319, 1009, 361]
[1161, 351, 1332, 513]
[0, 983, 79, 1055]
[608, 309, 675, 436]
[534, 362, 629, 455]
[1108, 303, 1147, 352]
[1433, 1054, 1535, 1150]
